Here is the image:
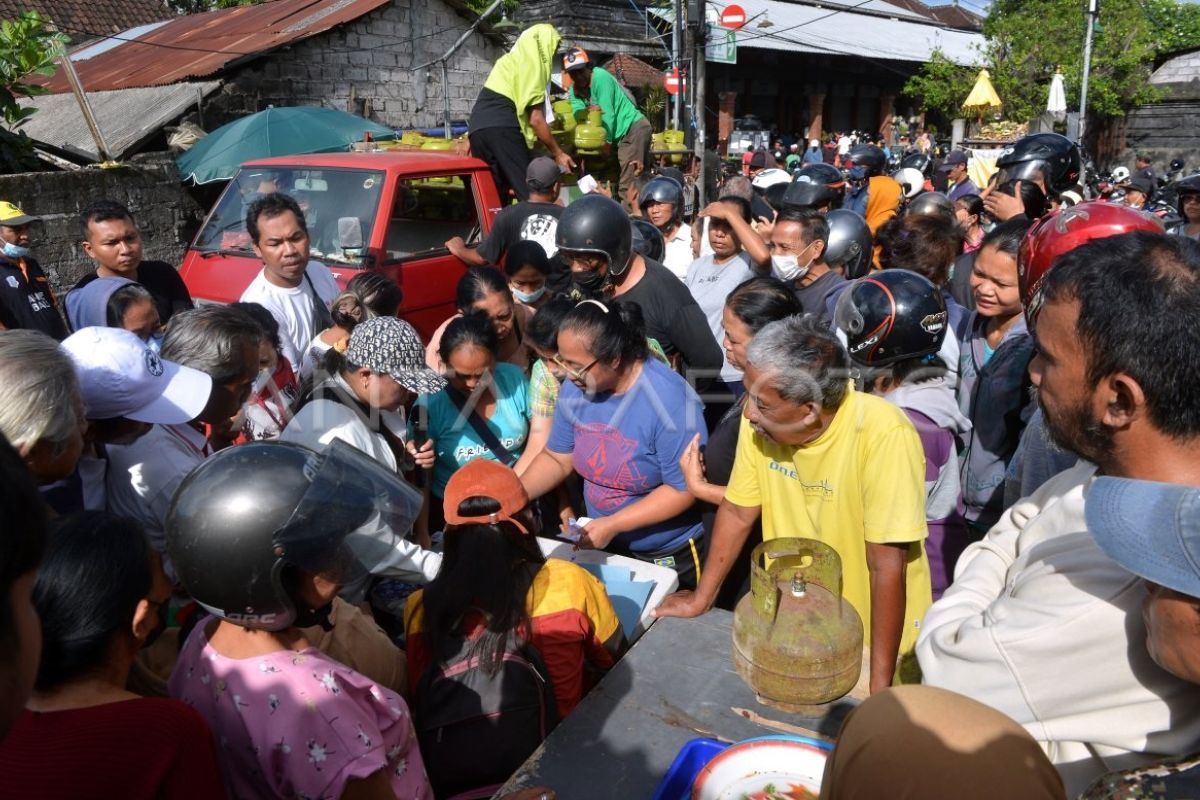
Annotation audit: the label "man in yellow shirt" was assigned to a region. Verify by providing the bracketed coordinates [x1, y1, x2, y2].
[657, 316, 932, 691]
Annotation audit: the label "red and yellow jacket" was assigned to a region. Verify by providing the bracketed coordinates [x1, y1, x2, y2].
[405, 559, 626, 719]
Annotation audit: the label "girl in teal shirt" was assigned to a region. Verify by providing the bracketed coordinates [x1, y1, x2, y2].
[413, 312, 531, 535]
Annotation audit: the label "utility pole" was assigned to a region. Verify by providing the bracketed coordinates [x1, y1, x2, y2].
[59, 56, 112, 162]
[693, 16, 707, 208]
[673, 0, 684, 130]
[1078, 0, 1098, 143]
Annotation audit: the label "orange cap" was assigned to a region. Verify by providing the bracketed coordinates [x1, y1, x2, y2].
[562, 47, 590, 72]
[442, 459, 532, 534]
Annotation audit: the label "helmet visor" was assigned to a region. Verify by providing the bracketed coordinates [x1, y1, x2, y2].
[273, 440, 423, 586]
[995, 160, 1049, 189]
[833, 281, 866, 337]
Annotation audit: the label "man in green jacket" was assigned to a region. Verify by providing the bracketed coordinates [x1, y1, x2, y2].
[469, 24, 576, 203]
[563, 48, 653, 204]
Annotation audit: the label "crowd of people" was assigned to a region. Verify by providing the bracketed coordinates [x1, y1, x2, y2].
[2, 24, 1200, 799]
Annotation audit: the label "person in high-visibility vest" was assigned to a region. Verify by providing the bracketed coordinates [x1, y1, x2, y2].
[469, 24, 576, 203]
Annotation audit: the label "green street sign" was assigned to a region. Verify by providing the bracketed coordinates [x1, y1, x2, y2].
[706, 25, 737, 64]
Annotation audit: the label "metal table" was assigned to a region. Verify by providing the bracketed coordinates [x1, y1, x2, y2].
[499, 610, 869, 798]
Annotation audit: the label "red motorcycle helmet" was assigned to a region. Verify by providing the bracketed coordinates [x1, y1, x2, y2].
[1019, 201, 1165, 323]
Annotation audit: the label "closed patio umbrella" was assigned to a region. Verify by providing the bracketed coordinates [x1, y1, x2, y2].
[963, 69, 1002, 125]
[1047, 70, 1068, 123]
[177, 106, 396, 184]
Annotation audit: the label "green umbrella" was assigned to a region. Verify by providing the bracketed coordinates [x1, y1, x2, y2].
[177, 106, 397, 184]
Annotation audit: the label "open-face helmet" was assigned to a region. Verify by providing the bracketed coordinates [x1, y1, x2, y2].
[557, 194, 634, 276]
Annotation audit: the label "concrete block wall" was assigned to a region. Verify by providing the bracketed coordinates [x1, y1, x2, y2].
[207, 0, 504, 132]
[1120, 100, 1200, 175]
[0, 153, 203, 293]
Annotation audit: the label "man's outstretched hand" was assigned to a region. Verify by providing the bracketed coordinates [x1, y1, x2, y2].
[652, 589, 711, 619]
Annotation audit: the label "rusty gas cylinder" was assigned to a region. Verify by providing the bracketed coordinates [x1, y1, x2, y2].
[732, 538, 863, 711]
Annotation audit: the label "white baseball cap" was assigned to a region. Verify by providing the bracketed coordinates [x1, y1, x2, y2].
[60, 327, 212, 424]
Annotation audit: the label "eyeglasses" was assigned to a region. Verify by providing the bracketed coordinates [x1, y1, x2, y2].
[552, 353, 600, 381]
[1183, 195, 1200, 204]
[559, 250, 608, 270]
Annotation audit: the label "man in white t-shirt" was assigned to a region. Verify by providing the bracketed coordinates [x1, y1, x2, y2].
[239, 192, 340, 370]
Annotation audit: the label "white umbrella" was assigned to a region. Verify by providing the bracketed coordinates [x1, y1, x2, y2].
[1048, 70, 1068, 123]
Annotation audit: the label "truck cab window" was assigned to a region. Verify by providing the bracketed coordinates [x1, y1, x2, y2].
[385, 175, 480, 260]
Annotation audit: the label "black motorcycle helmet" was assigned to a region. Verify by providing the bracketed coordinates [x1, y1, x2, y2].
[1175, 174, 1200, 216]
[630, 217, 665, 263]
[995, 133, 1082, 196]
[905, 191, 955, 222]
[556, 194, 634, 277]
[834, 269, 948, 366]
[847, 144, 888, 177]
[783, 163, 846, 210]
[824, 209, 873, 280]
[638, 176, 684, 227]
[166, 440, 422, 632]
[900, 151, 933, 176]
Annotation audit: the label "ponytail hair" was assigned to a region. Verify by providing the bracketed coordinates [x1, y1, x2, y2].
[438, 310, 499, 366]
[455, 266, 510, 312]
[525, 295, 574, 352]
[559, 299, 648, 365]
[725, 276, 802, 334]
[422, 495, 544, 674]
[331, 272, 403, 331]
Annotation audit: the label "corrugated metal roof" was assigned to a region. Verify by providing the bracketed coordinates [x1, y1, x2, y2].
[15, 81, 222, 161]
[36, 0, 392, 94]
[652, 0, 982, 65]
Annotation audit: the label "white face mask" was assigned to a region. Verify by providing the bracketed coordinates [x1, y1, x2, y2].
[512, 285, 547, 304]
[772, 243, 817, 282]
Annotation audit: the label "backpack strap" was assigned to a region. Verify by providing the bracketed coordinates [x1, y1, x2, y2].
[443, 384, 516, 467]
[308, 379, 411, 471]
[302, 268, 334, 333]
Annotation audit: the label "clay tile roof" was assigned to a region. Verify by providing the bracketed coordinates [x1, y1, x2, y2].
[602, 53, 664, 88]
[884, 0, 982, 31]
[0, 0, 175, 39]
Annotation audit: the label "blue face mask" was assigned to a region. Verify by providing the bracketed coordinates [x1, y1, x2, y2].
[2, 241, 30, 259]
[512, 285, 547, 304]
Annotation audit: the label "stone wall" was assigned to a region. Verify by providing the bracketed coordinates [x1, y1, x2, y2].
[1118, 99, 1200, 174]
[0, 153, 204, 293]
[206, 0, 504, 131]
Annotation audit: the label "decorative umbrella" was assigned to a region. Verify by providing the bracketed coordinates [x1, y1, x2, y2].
[1047, 69, 1068, 123]
[963, 69, 1002, 124]
[177, 106, 397, 184]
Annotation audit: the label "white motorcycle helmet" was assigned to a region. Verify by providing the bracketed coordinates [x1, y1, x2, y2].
[752, 168, 792, 191]
[894, 167, 926, 200]
[1111, 166, 1131, 184]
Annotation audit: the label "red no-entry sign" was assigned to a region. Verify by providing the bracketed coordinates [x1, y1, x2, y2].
[720, 4, 747, 29]
[664, 67, 686, 95]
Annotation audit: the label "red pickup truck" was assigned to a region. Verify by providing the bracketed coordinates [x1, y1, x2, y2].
[179, 151, 504, 339]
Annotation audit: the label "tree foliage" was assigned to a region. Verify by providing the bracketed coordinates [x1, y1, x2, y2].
[900, 49, 978, 124]
[165, 0, 260, 14]
[904, 0, 1200, 126]
[0, 11, 67, 173]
